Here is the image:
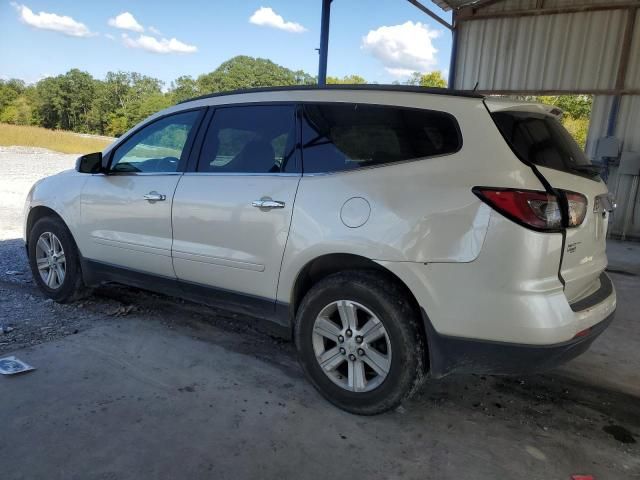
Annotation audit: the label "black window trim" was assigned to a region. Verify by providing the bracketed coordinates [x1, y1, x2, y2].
[104, 106, 207, 175]
[182, 100, 462, 176]
[188, 102, 302, 176]
[298, 101, 463, 176]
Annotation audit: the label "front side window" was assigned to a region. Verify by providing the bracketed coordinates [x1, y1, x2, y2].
[110, 110, 201, 173]
[197, 105, 297, 173]
[301, 103, 461, 173]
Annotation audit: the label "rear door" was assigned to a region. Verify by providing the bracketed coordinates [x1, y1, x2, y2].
[171, 104, 301, 303]
[491, 109, 610, 303]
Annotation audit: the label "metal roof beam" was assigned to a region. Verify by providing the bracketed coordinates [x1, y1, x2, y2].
[457, 1, 640, 21]
[407, 0, 453, 30]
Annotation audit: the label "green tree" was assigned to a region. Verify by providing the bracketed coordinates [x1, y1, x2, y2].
[34, 69, 96, 131]
[536, 95, 592, 120]
[0, 95, 33, 125]
[0, 79, 26, 112]
[197, 55, 310, 93]
[133, 92, 172, 125]
[169, 76, 200, 103]
[405, 71, 447, 88]
[327, 75, 367, 84]
[34, 76, 63, 129]
[87, 71, 165, 135]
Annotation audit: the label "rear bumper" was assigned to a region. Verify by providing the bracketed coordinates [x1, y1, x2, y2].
[420, 272, 617, 377]
[422, 307, 615, 377]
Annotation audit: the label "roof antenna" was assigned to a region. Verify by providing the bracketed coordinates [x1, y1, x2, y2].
[472, 81, 479, 92]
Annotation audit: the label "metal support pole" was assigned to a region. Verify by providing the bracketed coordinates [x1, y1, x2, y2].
[318, 0, 332, 86]
[607, 96, 621, 138]
[448, 12, 458, 89]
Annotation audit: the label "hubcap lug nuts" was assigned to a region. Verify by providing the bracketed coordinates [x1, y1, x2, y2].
[346, 330, 352, 337]
[355, 336, 363, 344]
[339, 347, 346, 355]
[348, 354, 356, 361]
[357, 348, 364, 356]
[338, 335, 344, 343]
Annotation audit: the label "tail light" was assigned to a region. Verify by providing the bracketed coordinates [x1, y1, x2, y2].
[565, 191, 588, 227]
[473, 187, 587, 232]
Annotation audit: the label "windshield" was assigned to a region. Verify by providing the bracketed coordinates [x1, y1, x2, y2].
[491, 111, 598, 179]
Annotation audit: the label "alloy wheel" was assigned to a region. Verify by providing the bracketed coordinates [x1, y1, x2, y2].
[35, 231, 66, 289]
[312, 300, 392, 392]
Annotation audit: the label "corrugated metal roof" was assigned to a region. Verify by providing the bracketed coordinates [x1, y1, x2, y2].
[474, 0, 633, 14]
[433, 0, 634, 12]
[453, 9, 628, 91]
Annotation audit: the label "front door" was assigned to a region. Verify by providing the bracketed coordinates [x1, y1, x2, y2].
[79, 110, 202, 278]
[171, 104, 301, 302]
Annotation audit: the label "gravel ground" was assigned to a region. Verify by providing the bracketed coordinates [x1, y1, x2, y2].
[0, 146, 639, 479]
[0, 146, 78, 240]
[0, 145, 291, 354]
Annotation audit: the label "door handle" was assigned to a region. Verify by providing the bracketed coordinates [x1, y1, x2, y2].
[252, 199, 285, 209]
[143, 191, 166, 202]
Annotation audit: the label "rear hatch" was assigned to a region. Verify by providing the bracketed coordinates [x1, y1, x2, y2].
[487, 101, 611, 304]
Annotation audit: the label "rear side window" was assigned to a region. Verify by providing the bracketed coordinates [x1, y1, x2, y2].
[197, 105, 297, 173]
[301, 103, 461, 173]
[492, 111, 597, 178]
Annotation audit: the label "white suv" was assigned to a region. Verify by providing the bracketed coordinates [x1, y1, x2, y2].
[24, 86, 616, 414]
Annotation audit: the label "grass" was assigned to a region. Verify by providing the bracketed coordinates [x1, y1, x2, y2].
[0, 123, 113, 154]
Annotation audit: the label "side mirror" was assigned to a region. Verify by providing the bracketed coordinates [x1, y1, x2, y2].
[76, 152, 103, 174]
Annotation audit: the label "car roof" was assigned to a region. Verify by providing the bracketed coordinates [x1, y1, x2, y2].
[178, 84, 484, 105]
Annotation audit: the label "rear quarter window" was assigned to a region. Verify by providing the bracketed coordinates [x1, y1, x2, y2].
[301, 103, 461, 173]
[491, 111, 598, 179]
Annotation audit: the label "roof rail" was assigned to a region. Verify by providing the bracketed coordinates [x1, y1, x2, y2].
[178, 84, 484, 104]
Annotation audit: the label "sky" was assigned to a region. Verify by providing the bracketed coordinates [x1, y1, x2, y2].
[0, 0, 453, 86]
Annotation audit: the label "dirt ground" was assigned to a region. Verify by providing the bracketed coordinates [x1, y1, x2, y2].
[1, 146, 639, 480]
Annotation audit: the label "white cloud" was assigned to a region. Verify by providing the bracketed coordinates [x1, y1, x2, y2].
[105, 33, 115, 40]
[249, 7, 306, 33]
[362, 21, 441, 77]
[148, 26, 162, 35]
[11, 2, 92, 37]
[108, 12, 144, 32]
[122, 33, 197, 54]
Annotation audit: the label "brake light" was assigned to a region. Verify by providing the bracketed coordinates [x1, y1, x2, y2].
[473, 188, 587, 231]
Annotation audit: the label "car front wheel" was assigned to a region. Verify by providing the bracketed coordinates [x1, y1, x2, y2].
[28, 216, 85, 303]
[295, 271, 425, 415]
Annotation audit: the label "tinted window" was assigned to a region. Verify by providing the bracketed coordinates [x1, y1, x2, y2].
[197, 105, 297, 173]
[492, 111, 597, 178]
[301, 103, 460, 173]
[111, 110, 200, 173]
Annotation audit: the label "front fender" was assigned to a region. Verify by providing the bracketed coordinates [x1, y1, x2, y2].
[24, 170, 89, 246]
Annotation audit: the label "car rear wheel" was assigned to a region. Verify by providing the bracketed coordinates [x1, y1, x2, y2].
[28, 216, 86, 303]
[295, 271, 425, 415]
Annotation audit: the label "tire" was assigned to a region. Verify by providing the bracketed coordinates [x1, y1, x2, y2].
[28, 216, 86, 303]
[294, 270, 425, 415]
